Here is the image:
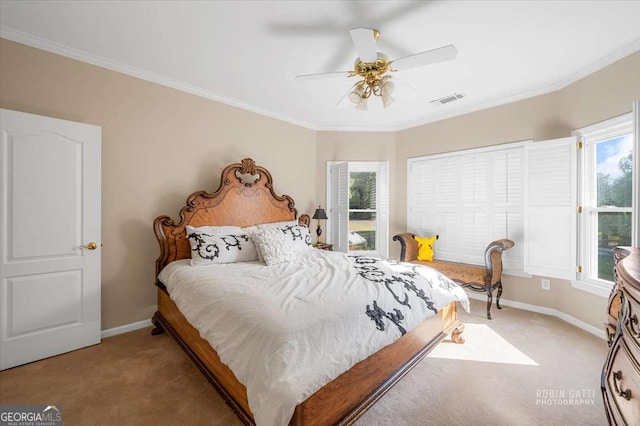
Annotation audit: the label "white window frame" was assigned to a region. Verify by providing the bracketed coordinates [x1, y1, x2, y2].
[572, 111, 636, 297]
[326, 161, 389, 257]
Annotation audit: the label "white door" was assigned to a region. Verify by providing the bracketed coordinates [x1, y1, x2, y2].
[0, 109, 101, 370]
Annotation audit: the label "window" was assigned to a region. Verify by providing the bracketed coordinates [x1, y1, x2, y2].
[407, 143, 525, 273]
[348, 169, 378, 252]
[406, 103, 638, 297]
[327, 162, 388, 256]
[575, 113, 635, 294]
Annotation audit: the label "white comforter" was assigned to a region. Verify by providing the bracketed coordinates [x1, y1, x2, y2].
[158, 250, 469, 426]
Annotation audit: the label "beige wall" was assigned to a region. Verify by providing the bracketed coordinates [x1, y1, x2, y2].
[395, 51, 640, 329]
[0, 39, 317, 330]
[2, 36, 639, 332]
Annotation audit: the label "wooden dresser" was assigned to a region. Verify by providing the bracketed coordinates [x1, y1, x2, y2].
[602, 247, 640, 425]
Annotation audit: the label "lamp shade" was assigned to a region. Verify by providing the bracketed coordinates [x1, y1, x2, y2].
[312, 207, 328, 220]
[356, 96, 368, 110]
[349, 85, 364, 104]
[382, 94, 395, 108]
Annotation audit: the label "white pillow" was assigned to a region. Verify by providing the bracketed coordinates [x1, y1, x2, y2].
[241, 220, 299, 261]
[251, 226, 296, 266]
[186, 231, 258, 265]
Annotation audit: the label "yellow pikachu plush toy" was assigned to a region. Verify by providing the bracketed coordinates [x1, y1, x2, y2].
[413, 235, 439, 262]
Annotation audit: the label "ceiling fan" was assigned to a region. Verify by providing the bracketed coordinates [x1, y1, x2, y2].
[295, 28, 458, 110]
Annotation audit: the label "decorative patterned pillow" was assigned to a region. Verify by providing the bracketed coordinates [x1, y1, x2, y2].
[187, 231, 258, 265]
[279, 224, 312, 252]
[414, 234, 439, 262]
[251, 226, 296, 266]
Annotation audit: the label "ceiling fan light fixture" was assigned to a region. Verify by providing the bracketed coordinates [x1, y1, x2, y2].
[349, 85, 364, 103]
[356, 96, 368, 111]
[381, 94, 395, 108]
[380, 79, 395, 97]
[296, 28, 458, 112]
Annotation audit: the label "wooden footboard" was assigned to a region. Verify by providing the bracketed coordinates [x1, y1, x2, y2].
[293, 300, 461, 425]
[153, 287, 462, 425]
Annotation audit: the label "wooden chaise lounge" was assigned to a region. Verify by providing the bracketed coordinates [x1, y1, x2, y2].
[393, 233, 514, 319]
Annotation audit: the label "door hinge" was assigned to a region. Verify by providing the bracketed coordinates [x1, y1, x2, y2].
[577, 141, 583, 149]
[577, 265, 583, 273]
[577, 206, 583, 213]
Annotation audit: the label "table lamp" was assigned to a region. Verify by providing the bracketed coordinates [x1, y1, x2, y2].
[312, 206, 328, 245]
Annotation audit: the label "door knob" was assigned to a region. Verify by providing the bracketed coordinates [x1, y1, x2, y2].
[80, 242, 98, 250]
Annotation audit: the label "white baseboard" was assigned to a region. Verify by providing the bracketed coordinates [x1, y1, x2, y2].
[465, 292, 607, 340]
[101, 319, 153, 339]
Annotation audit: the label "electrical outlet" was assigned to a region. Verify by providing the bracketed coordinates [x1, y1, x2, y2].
[541, 279, 551, 290]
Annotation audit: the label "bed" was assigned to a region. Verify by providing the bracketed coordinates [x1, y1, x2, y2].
[152, 158, 467, 425]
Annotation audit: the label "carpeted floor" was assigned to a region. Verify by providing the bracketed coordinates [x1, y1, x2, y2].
[0, 299, 608, 425]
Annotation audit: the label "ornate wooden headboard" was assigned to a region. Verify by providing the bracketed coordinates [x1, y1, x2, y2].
[153, 158, 310, 275]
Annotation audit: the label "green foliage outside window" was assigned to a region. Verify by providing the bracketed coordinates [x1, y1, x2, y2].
[596, 150, 633, 282]
[349, 172, 377, 209]
[349, 172, 377, 250]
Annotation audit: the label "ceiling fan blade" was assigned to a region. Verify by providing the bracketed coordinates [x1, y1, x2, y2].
[295, 71, 352, 81]
[391, 45, 458, 71]
[349, 27, 379, 63]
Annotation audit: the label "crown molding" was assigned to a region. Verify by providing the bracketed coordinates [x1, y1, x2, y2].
[0, 26, 318, 131]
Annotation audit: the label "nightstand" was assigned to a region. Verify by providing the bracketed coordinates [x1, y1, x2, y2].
[313, 243, 333, 251]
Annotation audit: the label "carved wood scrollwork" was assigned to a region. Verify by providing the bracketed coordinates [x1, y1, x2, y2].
[235, 158, 261, 186]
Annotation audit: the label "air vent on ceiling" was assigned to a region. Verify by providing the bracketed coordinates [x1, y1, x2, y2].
[430, 93, 465, 105]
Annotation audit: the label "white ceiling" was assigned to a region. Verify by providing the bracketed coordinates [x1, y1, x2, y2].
[1, 1, 640, 131]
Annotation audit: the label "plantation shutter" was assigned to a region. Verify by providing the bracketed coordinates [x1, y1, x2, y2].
[407, 143, 525, 271]
[524, 136, 578, 279]
[459, 153, 491, 265]
[408, 157, 460, 261]
[492, 148, 524, 271]
[408, 158, 437, 236]
[432, 157, 460, 261]
[330, 162, 349, 253]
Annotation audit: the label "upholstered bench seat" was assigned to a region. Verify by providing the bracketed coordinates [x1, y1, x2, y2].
[426, 260, 487, 285]
[393, 233, 514, 319]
